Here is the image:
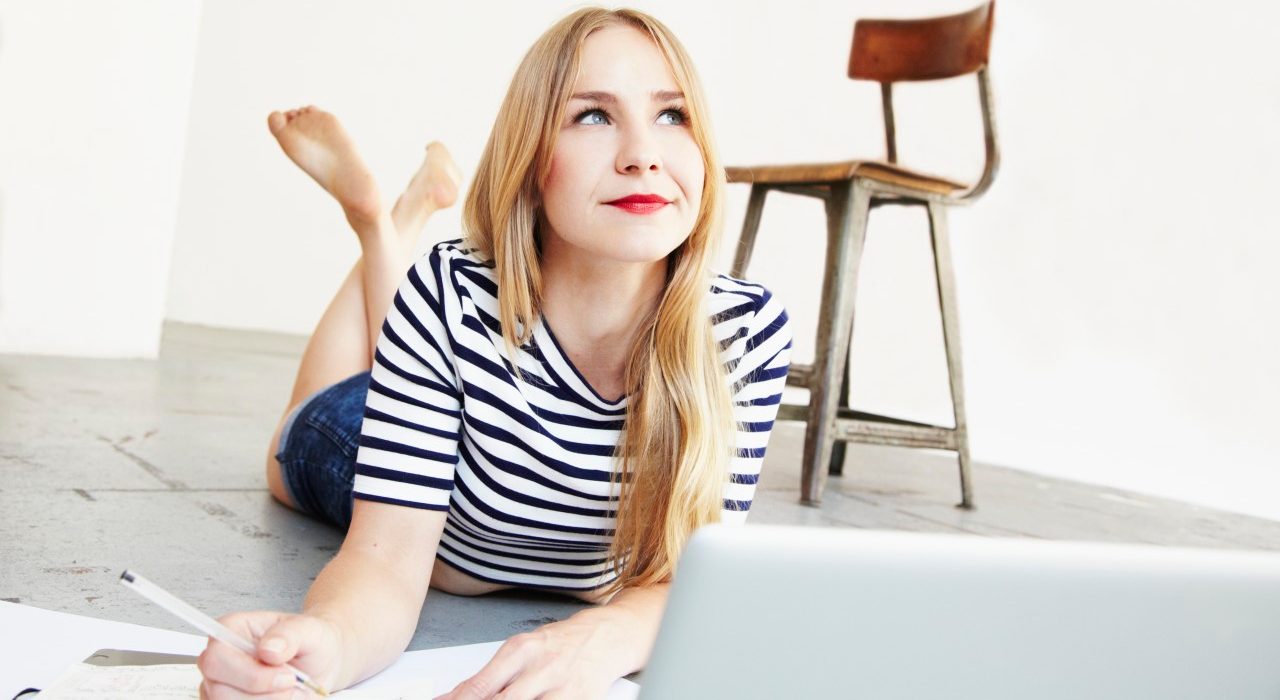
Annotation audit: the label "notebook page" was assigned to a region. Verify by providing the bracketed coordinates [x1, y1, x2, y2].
[36, 663, 433, 699]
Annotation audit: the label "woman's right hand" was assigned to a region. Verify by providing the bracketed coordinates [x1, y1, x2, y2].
[197, 610, 345, 699]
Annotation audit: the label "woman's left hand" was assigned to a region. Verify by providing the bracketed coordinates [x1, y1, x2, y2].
[433, 612, 627, 700]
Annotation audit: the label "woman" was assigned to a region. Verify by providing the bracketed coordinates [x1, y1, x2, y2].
[198, 7, 792, 699]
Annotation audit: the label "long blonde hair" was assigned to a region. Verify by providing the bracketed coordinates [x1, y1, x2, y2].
[462, 7, 734, 595]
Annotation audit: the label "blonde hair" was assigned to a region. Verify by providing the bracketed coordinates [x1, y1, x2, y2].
[462, 7, 734, 595]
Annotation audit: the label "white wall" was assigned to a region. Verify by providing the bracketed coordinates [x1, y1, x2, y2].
[0, 0, 202, 358]
[12, 0, 1279, 521]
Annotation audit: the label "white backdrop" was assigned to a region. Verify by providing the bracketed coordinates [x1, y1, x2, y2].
[0, 0, 201, 357]
[3, 0, 1278, 521]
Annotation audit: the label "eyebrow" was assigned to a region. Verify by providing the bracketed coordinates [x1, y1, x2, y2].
[569, 90, 685, 103]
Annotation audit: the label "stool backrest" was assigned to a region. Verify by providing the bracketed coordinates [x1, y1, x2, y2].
[848, 1, 998, 201]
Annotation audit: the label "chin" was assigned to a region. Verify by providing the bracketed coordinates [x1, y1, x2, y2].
[602, 231, 688, 264]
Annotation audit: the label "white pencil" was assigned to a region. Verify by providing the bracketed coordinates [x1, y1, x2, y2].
[119, 569, 329, 696]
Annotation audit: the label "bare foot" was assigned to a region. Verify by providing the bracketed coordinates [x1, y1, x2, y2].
[267, 106, 384, 233]
[391, 141, 464, 239]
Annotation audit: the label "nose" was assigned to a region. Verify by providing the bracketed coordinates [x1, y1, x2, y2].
[615, 123, 662, 174]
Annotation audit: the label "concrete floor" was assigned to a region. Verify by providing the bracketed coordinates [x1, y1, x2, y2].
[3, 322, 1279, 651]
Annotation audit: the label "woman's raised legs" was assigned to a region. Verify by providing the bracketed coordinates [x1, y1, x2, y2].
[261, 105, 461, 507]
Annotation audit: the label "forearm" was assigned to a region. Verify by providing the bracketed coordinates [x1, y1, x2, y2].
[574, 582, 671, 678]
[303, 547, 427, 689]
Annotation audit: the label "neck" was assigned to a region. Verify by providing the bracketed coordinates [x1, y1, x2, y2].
[538, 237, 668, 366]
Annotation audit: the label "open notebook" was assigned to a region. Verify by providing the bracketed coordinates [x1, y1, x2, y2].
[2, 602, 639, 700]
[36, 661, 431, 699]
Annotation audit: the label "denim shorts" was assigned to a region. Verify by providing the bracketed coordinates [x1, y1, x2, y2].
[275, 371, 372, 530]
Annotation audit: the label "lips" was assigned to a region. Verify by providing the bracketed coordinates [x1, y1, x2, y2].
[605, 193, 671, 215]
[607, 194, 671, 205]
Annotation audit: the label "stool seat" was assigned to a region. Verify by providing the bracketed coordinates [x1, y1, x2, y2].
[726, 161, 967, 195]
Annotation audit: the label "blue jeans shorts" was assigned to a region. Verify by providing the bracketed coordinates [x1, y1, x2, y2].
[275, 370, 372, 530]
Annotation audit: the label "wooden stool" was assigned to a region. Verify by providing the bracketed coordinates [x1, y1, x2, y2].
[727, 1, 998, 508]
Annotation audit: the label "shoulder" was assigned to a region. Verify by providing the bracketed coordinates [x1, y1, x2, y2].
[423, 238, 493, 276]
[409, 238, 496, 298]
[708, 273, 793, 383]
[708, 272, 791, 339]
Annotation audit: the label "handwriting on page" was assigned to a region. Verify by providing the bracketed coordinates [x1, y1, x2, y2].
[36, 664, 200, 699]
[38, 663, 433, 699]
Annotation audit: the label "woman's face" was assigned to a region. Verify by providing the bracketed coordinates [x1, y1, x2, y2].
[540, 24, 705, 266]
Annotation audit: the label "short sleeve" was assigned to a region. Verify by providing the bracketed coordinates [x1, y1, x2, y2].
[352, 246, 464, 511]
[720, 287, 793, 523]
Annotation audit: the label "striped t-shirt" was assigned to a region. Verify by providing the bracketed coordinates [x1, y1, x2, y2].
[351, 240, 793, 592]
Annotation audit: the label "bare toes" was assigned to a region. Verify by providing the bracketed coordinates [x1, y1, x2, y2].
[267, 111, 287, 134]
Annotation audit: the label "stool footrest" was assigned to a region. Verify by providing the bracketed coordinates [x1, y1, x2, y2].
[784, 364, 813, 388]
[776, 403, 959, 450]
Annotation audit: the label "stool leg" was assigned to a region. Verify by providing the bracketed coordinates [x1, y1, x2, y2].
[828, 362, 850, 476]
[732, 185, 769, 278]
[927, 202, 975, 509]
[801, 181, 871, 505]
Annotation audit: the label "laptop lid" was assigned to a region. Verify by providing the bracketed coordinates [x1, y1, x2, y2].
[638, 524, 1280, 699]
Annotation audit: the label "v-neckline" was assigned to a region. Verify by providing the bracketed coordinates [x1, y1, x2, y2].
[536, 316, 628, 407]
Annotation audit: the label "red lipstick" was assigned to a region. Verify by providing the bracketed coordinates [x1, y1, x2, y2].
[605, 193, 670, 215]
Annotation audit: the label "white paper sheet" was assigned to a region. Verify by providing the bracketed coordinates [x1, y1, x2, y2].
[0, 601, 206, 699]
[30, 663, 201, 699]
[34, 663, 434, 699]
[352, 640, 638, 698]
[0, 602, 639, 699]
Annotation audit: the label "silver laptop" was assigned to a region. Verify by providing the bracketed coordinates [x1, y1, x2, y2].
[638, 524, 1280, 699]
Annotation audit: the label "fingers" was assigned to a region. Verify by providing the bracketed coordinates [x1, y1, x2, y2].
[496, 668, 608, 700]
[217, 611, 286, 641]
[540, 687, 597, 700]
[198, 638, 298, 696]
[437, 633, 540, 699]
[254, 615, 327, 666]
[435, 629, 612, 700]
[198, 612, 332, 696]
[199, 677, 299, 700]
[490, 669, 557, 700]
[488, 674, 600, 700]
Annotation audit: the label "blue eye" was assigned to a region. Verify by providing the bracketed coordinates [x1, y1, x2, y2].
[571, 104, 691, 127]
[575, 108, 609, 126]
[659, 107, 689, 126]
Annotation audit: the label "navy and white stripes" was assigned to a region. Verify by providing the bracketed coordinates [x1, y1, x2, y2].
[352, 240, 792, 592]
